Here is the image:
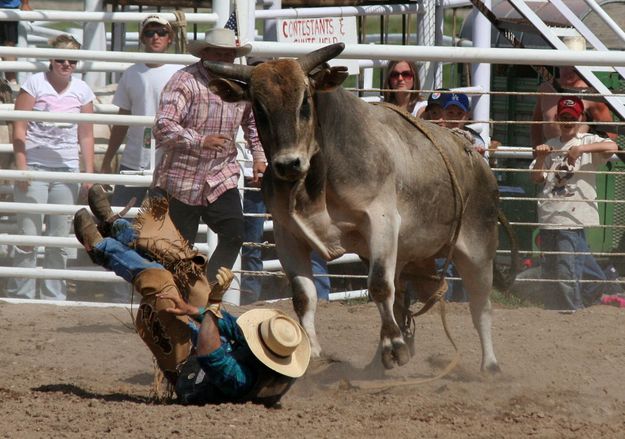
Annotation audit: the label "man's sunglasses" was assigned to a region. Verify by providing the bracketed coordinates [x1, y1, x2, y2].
[143, 29, 169, 38]
[54, 59, 78, 66]
[389, 70, 414, 80]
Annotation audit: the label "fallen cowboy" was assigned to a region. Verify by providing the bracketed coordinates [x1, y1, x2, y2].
[73, 185, 310, 406]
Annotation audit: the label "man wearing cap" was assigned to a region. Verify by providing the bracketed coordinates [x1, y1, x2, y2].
[72, 192, 310, 406]
[101, 15, 183, 213]
[442, 92, 487, 154]
[531, 36, 614, 147]
[152, 28, 266, 283]
[530, 96, 616, 311]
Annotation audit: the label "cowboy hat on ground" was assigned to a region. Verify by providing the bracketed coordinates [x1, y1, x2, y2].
[237, 308, 311, 378]
[188, 28, 252, 58]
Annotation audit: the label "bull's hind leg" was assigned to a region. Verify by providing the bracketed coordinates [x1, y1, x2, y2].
[453, 248, 500, 373]
[366, 209, 409, 369]
[273, 225, 322, 357]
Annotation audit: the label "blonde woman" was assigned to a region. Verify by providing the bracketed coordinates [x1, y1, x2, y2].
[383, 60, 426, 117]
[9, 34, 95, 300]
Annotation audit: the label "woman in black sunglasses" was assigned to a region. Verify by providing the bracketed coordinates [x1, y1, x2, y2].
[383, 60, 426, 117]
[9, 33, 95, 301]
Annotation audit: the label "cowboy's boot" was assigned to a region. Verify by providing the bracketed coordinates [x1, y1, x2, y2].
[88, 185, 116, 223]
[74, 208, 106, 265]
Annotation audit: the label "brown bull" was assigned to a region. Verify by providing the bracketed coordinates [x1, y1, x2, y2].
[205, 43, 517, 371]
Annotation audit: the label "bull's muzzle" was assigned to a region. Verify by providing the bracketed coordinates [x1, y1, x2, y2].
[273, 155, 309, 181]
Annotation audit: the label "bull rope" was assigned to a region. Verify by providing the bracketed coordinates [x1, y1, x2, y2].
[368, 102, 468, 386]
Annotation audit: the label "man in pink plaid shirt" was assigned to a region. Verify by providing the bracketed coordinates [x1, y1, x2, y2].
[152, 28, 266, 281]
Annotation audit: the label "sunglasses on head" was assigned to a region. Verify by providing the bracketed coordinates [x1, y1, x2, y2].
[389, 70, 414, 80]
[143, 28, 169, 38]
[54, 59, 78, 65]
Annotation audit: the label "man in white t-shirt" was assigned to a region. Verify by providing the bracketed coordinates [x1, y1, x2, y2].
[101, 15, 182, 208]
[530, 96, 617, 311]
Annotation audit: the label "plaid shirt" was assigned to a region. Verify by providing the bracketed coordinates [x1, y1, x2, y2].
[152, 62, 265, 205]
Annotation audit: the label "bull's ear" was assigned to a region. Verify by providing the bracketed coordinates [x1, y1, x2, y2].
[312, 66, 349, 92]
[208, 78, 248, 102]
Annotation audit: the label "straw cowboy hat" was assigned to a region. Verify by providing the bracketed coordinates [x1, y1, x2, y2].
[237, 309, 311, 378]
[188, 28, 252, 58]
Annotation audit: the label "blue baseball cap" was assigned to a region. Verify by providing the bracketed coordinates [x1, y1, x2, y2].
[443, 93, 470, 112]
[426, 88, 450, 109]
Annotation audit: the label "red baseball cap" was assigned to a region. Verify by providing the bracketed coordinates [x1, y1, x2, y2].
[557, 96, 584, 119]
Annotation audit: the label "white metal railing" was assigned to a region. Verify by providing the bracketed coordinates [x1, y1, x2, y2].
[2, 5, 625, 305]
[0, 10, 218, 24]
[3, 41, 625, 68]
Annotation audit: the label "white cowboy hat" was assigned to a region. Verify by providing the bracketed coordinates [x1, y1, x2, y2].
[188, 28, 252, 58]
[236, 309, 311, 378]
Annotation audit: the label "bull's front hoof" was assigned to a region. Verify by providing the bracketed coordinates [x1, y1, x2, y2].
[393, 340, 410, 367]
[381, 340, 410, 369]
[381, 348, 395, 370]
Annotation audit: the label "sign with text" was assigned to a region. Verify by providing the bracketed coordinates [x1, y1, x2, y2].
[277, 16, 359, 74]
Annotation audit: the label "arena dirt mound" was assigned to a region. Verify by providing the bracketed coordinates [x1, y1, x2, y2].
[0, 299, 624, 438]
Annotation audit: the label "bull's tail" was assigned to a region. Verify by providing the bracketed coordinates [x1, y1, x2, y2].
[493, 209, 519, 293]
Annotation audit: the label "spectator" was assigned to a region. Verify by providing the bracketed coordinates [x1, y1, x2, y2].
[531, 36, 615, 147]
[530, 96, 616, 311]
[442, 92, 486, 154]
[152, 28, 266, 282]
[100, 15, 182, 208]
[0, 0, 31, 86]
[383, 60, 427, 117]
[421, 88, 449, 124]
[8, 34, 95, 300]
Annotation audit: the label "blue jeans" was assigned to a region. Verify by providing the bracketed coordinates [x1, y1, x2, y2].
[311, 251, 331, 301]
[7, 165, 78, 300]
[94, 218, 162, 281]
[240, 186, 266, 303]
[434, 259, 467, 302]
[540, 229, 592, 310]
[240, 185, 331, 303]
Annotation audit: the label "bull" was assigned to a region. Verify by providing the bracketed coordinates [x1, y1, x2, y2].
[205, 43, 517, 372]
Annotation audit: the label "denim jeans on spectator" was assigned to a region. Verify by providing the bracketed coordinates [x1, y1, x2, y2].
[578, 237, 608, 306]
[240, 185, 266, 303]
[111, 165, 150, 208]
[311, 251, 331, 301]
[240, 184, 331, 303]
[540, 229, 588, 310]
[7, 165, 78, 300]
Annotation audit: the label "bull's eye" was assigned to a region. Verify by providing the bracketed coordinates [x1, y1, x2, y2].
[300, 93, 311, 120]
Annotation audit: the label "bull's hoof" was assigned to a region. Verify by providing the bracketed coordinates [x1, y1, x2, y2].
[381, 348, 395, 370]
[393, 340, 410, 367]
[483, 362, 502, 374]
[310, 345, 322, 358]
[381, 340, 410, 369]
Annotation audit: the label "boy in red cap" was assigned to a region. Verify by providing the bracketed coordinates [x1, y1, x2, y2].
[530, 96, 617, 311]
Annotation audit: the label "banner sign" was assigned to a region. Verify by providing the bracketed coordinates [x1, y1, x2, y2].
[277, 16, 359, 74]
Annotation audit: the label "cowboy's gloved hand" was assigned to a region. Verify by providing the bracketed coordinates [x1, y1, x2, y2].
[208, 267, 235, 304]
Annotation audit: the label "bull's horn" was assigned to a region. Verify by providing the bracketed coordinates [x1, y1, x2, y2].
[297, 43, 345, 74]
[203, 61, 254, 82]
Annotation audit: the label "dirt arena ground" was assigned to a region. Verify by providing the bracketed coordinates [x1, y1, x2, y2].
[0, 298, 623, 438]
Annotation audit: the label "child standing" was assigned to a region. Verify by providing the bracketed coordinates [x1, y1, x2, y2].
[530, 96, 617, 310]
